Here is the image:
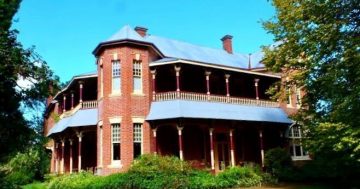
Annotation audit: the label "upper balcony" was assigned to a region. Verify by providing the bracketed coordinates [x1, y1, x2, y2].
[155, 91, 279, 108]
[150, 63, 280, 108]
[60, 100, 98, 119]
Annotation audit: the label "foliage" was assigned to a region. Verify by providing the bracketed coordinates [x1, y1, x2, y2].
[126, 154, 191, 189]
[264, 147, 293, 179]
[0, 0, 60, 163]
[0, 146, 50, 186]
[262, 0, 360, 177]
[47, 155, 268, 189]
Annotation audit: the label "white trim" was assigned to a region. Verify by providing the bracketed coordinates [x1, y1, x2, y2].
[109, 117, 122, 124]
[150, 59, 281, 78]
[291, 155, 311, 161]
[132, 116, 145, 123]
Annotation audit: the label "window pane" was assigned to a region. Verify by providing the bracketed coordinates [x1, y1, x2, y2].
[112, 124, 121, 143]
[134, 143, 141, 159]
[295, 145, 302, 156]
[113, 143, 120, 160]
[133, 62, 142, 92]
[133, 77, 141, 91]
[112, 60, 121, 92]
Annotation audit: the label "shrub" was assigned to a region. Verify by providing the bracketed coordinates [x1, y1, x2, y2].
[126, 154, 191, 189]
[217, 165, 262, 187]
[0, 146, 50, 186]
[264, 147, 293, 179]
[47, 172, 100, 189]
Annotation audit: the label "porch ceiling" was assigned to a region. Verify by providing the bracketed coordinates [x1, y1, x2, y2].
[47, 108, 98, 137]
[146, 100, 292, 124]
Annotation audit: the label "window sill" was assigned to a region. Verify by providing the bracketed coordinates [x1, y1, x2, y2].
[291, 156, 311, 161]
[108, 161, 122, 168]
[132, 92, 145, 96]
[109, 93, 122, 97]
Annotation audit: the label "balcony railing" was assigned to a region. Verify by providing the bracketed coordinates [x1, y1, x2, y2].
[155, 91, 279, 108]
[60, 100, 98, 119]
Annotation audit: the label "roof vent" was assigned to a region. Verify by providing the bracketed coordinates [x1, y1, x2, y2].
[135, 26, 148, 37]
[221, 35, 233, 54]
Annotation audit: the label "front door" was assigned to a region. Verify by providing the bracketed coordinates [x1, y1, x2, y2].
[215, 133, 230, 171]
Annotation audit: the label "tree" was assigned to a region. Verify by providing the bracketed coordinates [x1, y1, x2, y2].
[0, 0, 59, 162]
[262, 0, 360, 177]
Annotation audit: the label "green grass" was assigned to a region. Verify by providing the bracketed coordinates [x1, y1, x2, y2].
[21, 182, 47, 189]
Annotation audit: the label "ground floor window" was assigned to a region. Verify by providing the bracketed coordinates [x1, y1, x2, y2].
[112, 123, 121, 163]
[287, 125, 310, 160]
[133, 123, 142, 159]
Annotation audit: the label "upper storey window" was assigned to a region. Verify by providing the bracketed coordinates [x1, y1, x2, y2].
[112, 60, 121, 94]
[133, 61, 142, 93]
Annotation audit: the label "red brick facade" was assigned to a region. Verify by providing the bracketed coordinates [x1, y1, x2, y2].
[44, 25, 306, 175]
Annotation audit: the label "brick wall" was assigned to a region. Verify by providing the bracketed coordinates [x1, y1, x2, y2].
[97, 45, 156, 175]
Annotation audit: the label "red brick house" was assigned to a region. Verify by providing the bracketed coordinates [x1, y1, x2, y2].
[44, 25, 309, 175]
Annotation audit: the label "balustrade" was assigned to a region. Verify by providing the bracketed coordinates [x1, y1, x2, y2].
[155, 91, 279, 108]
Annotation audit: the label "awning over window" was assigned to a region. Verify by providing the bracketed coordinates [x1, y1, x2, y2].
[146, 100, 292, 124]
[47, 108, 98, 137]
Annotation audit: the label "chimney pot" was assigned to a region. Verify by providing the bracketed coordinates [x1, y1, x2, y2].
[135, 26, 148, 37]
[221, 35, 233, 54]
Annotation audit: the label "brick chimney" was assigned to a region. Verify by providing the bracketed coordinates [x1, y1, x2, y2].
[221, 35, 233, 54]
[135, 26, 148, 37]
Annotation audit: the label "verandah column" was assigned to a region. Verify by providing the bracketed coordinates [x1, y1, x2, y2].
[174, 65, 181, 98]
[259, 129, 265, 168]
[77, 131, 83, 172]
[225, 74, 230, 102]
[229, 129, 235, 167]
[63, 94, 66, 112]
[177, 126, 184, 160]
[69, 139, 73, 173]
[209, 128, 215, 172]
[152, 127, 157, 154]
[254, 79, 260, 102]
[151, 69, 157, 101]
[71, 91, 74, 109]
[79, 81, 84, 104]
[205, 70, 211, 100]
[54, 141, 58, 173]
[60, 139, 65, 174]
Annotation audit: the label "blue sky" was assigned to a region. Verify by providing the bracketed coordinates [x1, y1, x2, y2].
[14, 0, 275, 82]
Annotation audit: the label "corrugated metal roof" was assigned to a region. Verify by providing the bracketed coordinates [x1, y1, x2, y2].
[146, 100, 292, 124]
[47, 108, 98, 136]
[103, 25, 265, 69]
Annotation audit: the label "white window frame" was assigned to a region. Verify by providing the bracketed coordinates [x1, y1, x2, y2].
[132, 61, 143, 94]
[133, 123, 143, 158]
[111, 60, 121, 94]
[287, 125, 310, 161]
[286, 84, 293, 107]
[111, 123, 121, 166]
